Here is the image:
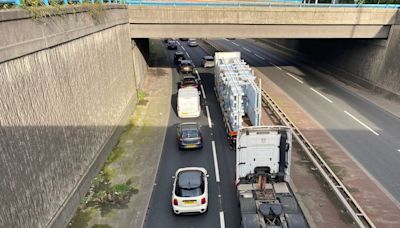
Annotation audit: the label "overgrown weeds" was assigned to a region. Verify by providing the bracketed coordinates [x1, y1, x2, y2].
[20, 0, 106, 21]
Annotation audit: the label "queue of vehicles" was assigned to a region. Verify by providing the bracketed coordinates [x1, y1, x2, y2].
[166, 38, 209, 214]
[166, 40, 307, 227]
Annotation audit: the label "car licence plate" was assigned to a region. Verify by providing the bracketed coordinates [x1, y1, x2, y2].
[183, 200, 196, 205]
[186, 145, 196, 148]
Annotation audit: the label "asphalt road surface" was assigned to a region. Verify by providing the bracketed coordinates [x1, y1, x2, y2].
[210, 38, 400, 203]
[143, 40, 241, 228]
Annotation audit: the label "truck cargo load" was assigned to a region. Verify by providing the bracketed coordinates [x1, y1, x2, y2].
[214, 52, 261, 144]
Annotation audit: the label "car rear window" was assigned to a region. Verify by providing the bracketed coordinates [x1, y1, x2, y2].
[183, 77, 196, 83]
[182, 127, 199, 138]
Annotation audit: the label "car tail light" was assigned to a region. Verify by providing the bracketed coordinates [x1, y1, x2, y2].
[201, 197, 206, 204]
[173, 199, 178, 205]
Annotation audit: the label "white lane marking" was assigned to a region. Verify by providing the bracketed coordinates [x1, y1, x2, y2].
[232, 42, 240, 46]
[286, 72, 304, 84]
[270, 62, 282, 70]
[195, 69, 200, 79]
[205, 106, 212, 128]
[398, 149, 400, 152]
[177, 41, 181, 45]
[243, 47, 251, 53]
[310, 88, 333, 103]
[212, 141, 220, 183]
[185, 52, 191, 58]
[254, 53, 265, 60]
[200, 84, 206, 99]
[344, 110, 380, 136]
[219, 211, 226, 228]
[181, 46, 186, 51]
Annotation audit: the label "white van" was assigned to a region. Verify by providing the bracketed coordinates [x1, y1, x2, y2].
[177, 87, 201, 118]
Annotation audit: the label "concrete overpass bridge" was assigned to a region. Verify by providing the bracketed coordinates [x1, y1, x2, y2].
[128, 4, 400, 38]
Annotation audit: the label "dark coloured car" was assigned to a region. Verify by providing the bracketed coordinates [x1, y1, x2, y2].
[167, 40, 178, 50]
[174, 52, 186, 63]
[179, 38, 189, 41]
[178, 75, 199, 90]
[178, 60, 194, 73]
[177, 122, 203, 149]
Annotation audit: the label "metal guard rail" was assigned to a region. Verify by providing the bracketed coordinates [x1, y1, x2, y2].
[1, 0, 400, 8]
[261, 89, 375, 228]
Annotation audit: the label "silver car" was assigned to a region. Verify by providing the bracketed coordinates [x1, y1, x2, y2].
[188, 39, 198, 47]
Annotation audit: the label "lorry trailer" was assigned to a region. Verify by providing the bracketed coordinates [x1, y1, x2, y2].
[214, 52, 261, 145]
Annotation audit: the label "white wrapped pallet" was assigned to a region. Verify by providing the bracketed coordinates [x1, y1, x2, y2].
[214, 52, 261, 139]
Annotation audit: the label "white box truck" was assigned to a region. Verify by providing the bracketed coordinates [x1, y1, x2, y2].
[177, 87, 201, 118]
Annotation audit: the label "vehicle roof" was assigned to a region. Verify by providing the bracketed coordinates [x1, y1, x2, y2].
[175, 51, 184, 55]
[180, 123, 199, 130]
[182, 75, 196, 79]
[178, 170, 202, 189]
[180, 60, 192, 64]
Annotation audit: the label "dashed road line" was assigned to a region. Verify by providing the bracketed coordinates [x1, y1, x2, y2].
[211, 141, 220, 183]
[254, 53, 265, 60]
[205, 106, 212, 128]
[310, 88, 333, 103]
[219, 211, 226, 228]
[200, 84, 206, 100]
[185, 52, 191, 58]
[344, 110, 380, 136]
[181, 46, 186, 51]
[398, 149, 400, 152]
[243, 47, 251, 53]
[286, 72, 303, 84]
[232, 42, 240, 47]
[270, 62, 282, 70]
[195, 69, 200, 80]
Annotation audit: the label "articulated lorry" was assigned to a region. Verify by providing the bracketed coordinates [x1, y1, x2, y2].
[214, 52, 307, 227]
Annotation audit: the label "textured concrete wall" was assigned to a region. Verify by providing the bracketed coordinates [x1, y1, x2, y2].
[264, 25, 400, 99]
[0, 7, 147, 228]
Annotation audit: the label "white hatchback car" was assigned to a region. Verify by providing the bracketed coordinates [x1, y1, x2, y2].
[172, 167, 209, 214]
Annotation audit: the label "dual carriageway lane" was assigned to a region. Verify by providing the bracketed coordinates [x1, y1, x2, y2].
[143, 40, 241, 228]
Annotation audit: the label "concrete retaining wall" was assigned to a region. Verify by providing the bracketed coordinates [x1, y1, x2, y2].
[0, 7, 147, 228]
[263, 25, 400, 100]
